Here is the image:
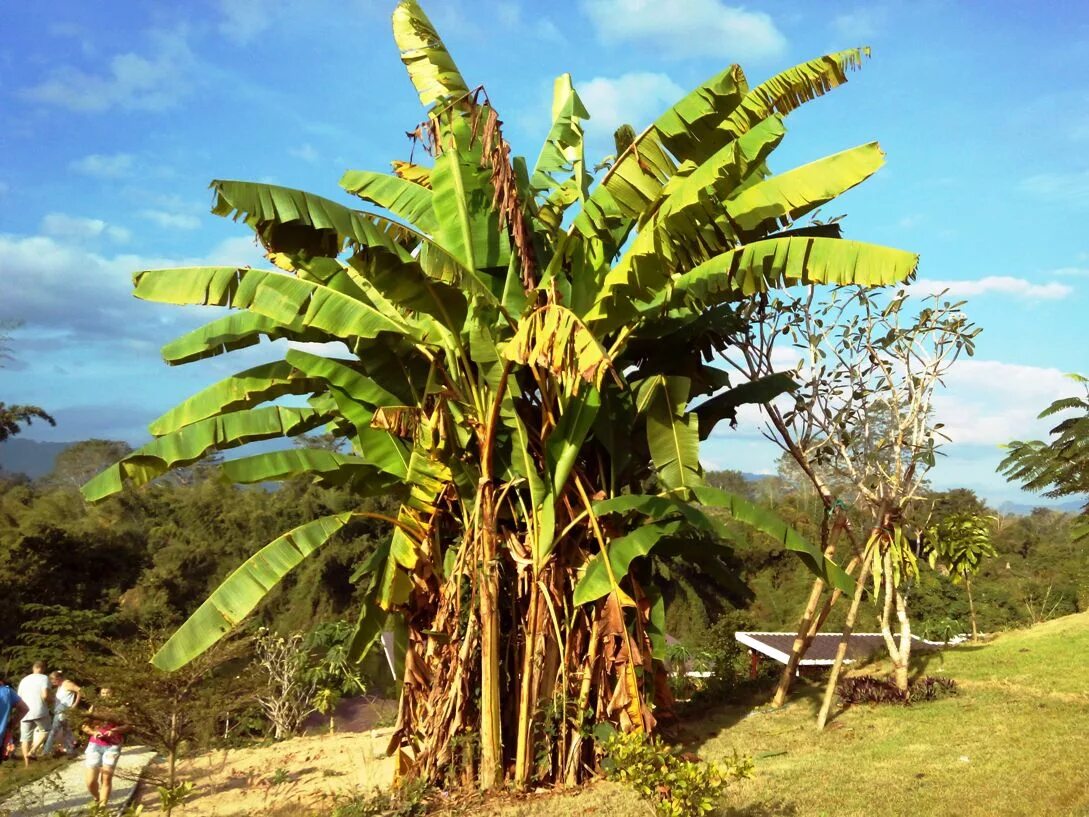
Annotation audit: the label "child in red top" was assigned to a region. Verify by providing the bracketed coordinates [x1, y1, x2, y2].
[81, 688, 130, 809]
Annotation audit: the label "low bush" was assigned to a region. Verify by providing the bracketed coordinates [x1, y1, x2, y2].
[326, 778, 430, 817]
[836, 675, 958, 706]
[601, 730, 752, 817]
[910, 675, 959, 701]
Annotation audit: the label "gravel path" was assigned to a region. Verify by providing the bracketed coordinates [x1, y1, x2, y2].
[0, 746, 156, 816]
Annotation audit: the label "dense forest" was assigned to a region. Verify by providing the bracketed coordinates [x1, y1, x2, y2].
[2, 439, 1083, 682]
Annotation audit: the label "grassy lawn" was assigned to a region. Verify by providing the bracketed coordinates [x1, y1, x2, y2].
[0, 756, 70, 802]
[486, 612, 1089, 817]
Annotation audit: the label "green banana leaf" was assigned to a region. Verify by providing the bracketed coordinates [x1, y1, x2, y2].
[430, 113, 510, 273]
[152, 513, 354, 670]
[148, 361, 320, 436]
[210, 180, 419, 258]
[665, 237, 918, 304]
[721, 49, 869, 138]
[532, 73, 591, 204]
[219, 448, 401, 496]
[161, 313, 326, 366]
[340, 169, 437, 233]
[391, 0, 469, 109]
[592, 493, 726, 537]
[725, 142, 885, 235]
[638, 375, 703, 492]
[692, 486, 854, 594]
[573, 521, 683, 606]
[82, 406, 330, 502]
[133, 266, 405, 341]
[695, 372, 798, 439]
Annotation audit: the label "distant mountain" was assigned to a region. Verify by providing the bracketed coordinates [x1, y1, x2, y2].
[0, 438, 72, 480]
[997, 499, 1084, 517]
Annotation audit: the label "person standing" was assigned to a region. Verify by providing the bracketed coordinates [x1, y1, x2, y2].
[43, 671, 81, 757]
[82, 688, 130, 809]
[0, 676, 28, 765]
[16, 661, 50, 767]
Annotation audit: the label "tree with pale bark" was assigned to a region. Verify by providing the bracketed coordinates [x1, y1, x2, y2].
[725, 286, 979, 721]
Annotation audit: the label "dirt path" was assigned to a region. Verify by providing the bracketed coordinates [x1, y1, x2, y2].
[0, 746, 156, 816]
[134, 731, 395, 817]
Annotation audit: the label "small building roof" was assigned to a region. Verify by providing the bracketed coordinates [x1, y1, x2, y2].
[735, 631, 944, 666]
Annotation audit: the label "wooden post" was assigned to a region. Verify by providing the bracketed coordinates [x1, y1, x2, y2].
[749, 649, 760, 680]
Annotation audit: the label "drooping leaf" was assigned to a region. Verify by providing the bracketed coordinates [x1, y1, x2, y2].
[151, 514, 354, 670]
[573, 521, 683, 606]
[662, 237, 918, 305]
[340, 169, 437, 233]
[692, 486, 854, 594]
[159, 312, 328, 366]
[696, 372, 799, 439]
[133, 266, 406, 342]
[82, 406, 331, 502]
[219, 448, 401, 496]
[210, 180, 419, 259]
[592, 493, 726, 537]
[148, 361, 320, 436]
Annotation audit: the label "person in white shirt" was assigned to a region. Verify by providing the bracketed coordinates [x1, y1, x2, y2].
[16, 661, 50, 767]
[44, 671, 81, 757]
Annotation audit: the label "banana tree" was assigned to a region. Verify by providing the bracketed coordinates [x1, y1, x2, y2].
[82, 0, 917, 789]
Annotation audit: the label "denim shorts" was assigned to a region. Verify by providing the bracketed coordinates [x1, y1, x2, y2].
[19, 716, 49, 743]
[84, 742, 121, 768]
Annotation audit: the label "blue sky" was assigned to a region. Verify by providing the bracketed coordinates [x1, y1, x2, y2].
[2, 0, 1087, 504]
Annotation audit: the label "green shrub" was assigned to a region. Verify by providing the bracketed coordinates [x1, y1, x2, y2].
[601, 730, 752, 817]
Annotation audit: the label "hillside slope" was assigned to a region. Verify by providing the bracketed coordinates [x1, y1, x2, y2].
[486, 612, 1089, 817]
[114, 615, 1089, 817]
[693, 612, 1089, 817]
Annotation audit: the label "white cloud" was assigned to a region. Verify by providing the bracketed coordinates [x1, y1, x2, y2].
[70, 153, 136, 179]
[0, 230, 265, 340]
[1020, 170, 1089, 203]
[581, 0, 786, 61]
[139, 209, 202, 230]
[1052, 266, 1089, 277]
[907, 275, 1072, 300]
[934, 360, 1075, 447]
[40, 213, 130, 243]
[289, 143, 320, 163]
[21, 29, 194, 112]
[217, 0, 274, 44]
[578, 73, 686, 142]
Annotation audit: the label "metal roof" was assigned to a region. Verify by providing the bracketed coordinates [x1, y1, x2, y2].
[735, 631, 946, 666]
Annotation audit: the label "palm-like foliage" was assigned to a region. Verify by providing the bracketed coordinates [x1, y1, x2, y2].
[1000, 374, 1089, 541]
[83, 0, 916, 788]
